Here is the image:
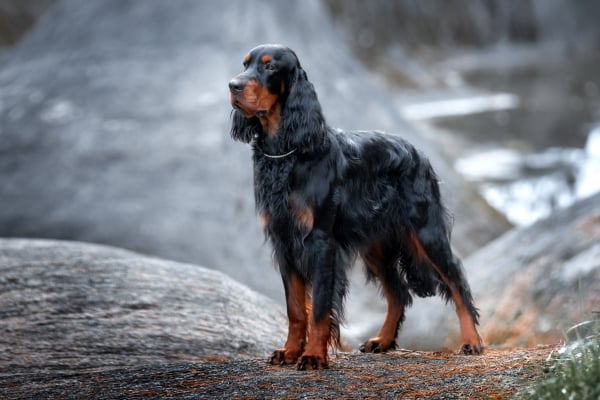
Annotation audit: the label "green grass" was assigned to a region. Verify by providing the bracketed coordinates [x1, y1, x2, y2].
[524, 326, 600, 400]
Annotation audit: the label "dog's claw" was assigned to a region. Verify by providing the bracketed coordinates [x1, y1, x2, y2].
[360, 338, 396, 353]
[459, 343, 483, 355]
[296, 355, 328, 370]
[269, 348, 303, 366]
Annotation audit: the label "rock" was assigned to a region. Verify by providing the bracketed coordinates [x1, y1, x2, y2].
[0, 238, 286, 370]
[464, 192, 600, 346]
[0, 0, 508, 347]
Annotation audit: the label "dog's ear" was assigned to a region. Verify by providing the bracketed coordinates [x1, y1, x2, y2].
[280, 64, 327, 153]
[230, 109, 261, 143]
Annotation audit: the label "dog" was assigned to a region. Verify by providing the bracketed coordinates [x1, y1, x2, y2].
[228, 44, 482, 370]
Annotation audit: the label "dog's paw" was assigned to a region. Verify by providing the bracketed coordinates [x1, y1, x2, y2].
[269, 348, 301, 366]
[296, 354, 329, 370]
[359, 337, 397, 353]
[459, 342, 483, 355]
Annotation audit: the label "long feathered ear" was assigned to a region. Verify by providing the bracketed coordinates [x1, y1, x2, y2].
[280, 66, 327, 153]
[230, 109, 261, 143]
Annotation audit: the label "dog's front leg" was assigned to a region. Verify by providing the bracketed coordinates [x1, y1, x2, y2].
[296, 230, 346, 370]
[297, 311, 331, 370]
[269, 271, 308, 366]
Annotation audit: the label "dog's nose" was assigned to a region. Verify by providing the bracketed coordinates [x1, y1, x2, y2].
[229, 78, 245, 94]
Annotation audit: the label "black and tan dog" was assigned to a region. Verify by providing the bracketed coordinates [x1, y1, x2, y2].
[229, 44, 482, 370]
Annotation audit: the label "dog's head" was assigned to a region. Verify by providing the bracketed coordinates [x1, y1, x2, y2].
[229, 44, 326, 153]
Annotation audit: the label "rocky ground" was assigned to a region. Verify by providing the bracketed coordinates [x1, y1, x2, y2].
[0, 347, 554, 399]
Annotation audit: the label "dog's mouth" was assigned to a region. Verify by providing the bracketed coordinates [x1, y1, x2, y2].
[230, 95, 266, 119]
[230, 96, 252, 118]
[235, 104, 258, 119]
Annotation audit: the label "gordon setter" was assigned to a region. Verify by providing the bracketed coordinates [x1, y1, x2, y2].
[228, 44, 482, 370]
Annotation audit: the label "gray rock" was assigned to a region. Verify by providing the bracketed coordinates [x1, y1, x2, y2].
[0, 238, 286, 370]
[465, 192, 600, 346]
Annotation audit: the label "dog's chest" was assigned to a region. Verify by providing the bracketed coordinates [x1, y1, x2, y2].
[253, 157, 295, 216]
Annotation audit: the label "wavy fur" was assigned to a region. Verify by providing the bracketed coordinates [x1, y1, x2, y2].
[229, 44, 482, 370]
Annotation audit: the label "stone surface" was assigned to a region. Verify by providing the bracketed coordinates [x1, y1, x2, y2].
[465, 192, 600, 346]
[0, 346, 553, 399]
[0, 238, 286, 370]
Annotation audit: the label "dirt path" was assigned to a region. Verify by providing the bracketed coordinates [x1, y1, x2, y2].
[1, 346, 554, 399]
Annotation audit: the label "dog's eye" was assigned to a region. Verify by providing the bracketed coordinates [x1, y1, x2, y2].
[264, 63, 276, 71]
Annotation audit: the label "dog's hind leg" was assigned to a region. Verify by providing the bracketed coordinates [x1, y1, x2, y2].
[407, 227, 483, 354]
[359, 242, 411, 353]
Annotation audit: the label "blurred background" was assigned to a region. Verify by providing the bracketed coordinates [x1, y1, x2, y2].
[1, 0, 599, 348]
[323, 0, 600, 226]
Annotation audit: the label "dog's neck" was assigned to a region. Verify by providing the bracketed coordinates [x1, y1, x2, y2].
[251, 129, 296, 159]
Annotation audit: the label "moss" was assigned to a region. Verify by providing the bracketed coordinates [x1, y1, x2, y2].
[524, 324, 600, 399]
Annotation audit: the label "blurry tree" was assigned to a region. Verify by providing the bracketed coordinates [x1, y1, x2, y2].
[324, 0, 535, 53]
[0, 0, 54, 48]
[323, 0, 600, 57]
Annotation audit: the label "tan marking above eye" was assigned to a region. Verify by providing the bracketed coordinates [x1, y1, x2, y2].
[261, 54, 271, 63]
